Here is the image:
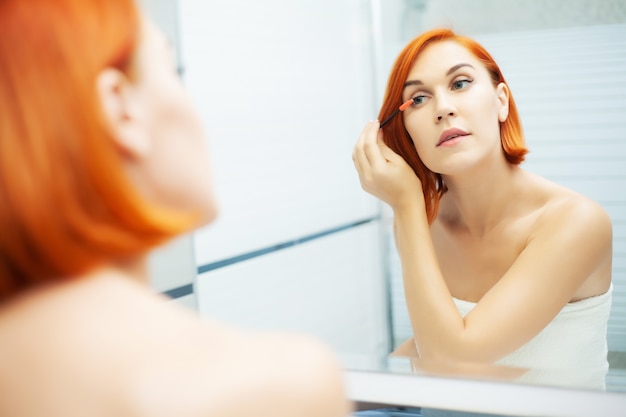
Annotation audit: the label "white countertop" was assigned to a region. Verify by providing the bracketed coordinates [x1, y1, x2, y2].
[340, 354, 626, 417]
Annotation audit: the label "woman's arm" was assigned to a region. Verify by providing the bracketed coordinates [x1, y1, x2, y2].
[393, 194, 611, 362]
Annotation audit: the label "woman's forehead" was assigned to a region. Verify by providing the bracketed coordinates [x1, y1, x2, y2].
[408, 40, 482, 78]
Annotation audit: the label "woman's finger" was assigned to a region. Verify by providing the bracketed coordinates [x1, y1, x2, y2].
[352, 144, 367, 180]
[354, 120, 382, 168]
[353, 122, 375, 175]
[377, 137, 402, 164]
[361, 121, 387, 169]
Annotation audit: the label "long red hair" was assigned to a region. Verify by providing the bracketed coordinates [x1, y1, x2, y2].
[379, 28, 528, 224]
[0, 0, 195, 300]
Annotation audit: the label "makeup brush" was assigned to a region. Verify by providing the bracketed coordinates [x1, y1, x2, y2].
[379, 97, 417, 128]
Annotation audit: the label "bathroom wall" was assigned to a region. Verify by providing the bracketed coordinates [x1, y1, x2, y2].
[176, 0, 391, 358]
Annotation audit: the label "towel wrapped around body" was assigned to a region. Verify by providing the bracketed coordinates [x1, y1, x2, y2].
[452, 285, 613, 390]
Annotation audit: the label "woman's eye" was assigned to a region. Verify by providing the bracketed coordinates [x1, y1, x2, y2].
[452, 79, 472, 90]
[411, 94, 428, 105]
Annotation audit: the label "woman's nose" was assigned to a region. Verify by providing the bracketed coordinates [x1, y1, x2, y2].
[435, 95, 456, 122]
[437, 111, 455, 121]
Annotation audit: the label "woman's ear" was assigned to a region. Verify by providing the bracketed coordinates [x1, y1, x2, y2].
[496, 82, 510, 123]
[96, 68, 151, 159]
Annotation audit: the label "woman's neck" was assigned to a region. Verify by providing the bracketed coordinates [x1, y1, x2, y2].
[439, 161, 524, 238]
[91, 256, 150, 284]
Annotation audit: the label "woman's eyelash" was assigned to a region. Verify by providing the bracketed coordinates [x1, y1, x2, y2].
[452, 78, 473, 89]
[411, 94, 428, 105]
[407, 78, 473, 104]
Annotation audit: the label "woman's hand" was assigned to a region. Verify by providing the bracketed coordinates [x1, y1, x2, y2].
[352, 121, 423, 211]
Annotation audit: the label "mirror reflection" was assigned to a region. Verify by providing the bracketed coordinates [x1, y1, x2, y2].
[146, 0, 626, 403]
[378, 0, 626, 395]
[353, 23, 613, 391]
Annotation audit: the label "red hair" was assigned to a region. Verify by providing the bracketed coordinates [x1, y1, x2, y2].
[0, 0, 195, 300]
[379, 28, 528, 224]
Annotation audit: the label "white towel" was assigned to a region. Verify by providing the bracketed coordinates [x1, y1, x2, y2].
[452, 285, 612, 390]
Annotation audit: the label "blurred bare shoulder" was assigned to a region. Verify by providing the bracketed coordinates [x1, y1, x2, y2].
[0, 273, 350, 417]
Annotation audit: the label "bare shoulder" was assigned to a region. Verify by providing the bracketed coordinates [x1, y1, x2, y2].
[128, 300, 350, 417]
[525, 172, 613, 296]
[189, 329, 351, 417]
[0, 275, 349, 417]
[531, 173, 612, 241]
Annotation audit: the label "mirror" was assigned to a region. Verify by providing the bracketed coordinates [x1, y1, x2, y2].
[144, 0, 626, 410]
[379, 0, 626, 395]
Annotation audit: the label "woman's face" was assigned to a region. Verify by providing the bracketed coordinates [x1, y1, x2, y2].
[125, 18, 217, 225]
[401, 40, 509, 176]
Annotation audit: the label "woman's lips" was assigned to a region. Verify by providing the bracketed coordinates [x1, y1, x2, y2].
[437, 128, 469, 146]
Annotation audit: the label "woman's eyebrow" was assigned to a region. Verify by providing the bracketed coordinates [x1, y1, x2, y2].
[446, 62, 474, 76]
[403, 62, 475, 89]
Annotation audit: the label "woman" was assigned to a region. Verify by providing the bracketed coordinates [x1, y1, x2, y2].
[0, 1, 349, 416]
[352, 28, 612, 386]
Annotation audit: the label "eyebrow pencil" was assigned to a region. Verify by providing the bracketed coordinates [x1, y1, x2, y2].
[379, 97, 416, 128]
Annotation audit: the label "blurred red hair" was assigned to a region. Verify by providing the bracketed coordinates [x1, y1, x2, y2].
[0, 0, 195, 299]
[379, 28, 528, 224]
